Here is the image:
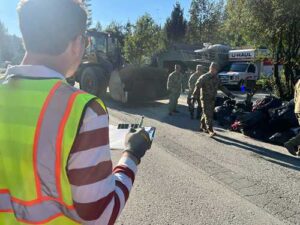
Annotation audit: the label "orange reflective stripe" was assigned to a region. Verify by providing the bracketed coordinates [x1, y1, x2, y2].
[0, 189, 9, 194]
[33, 81, 62, 199]
[55, 90, 84, 201]
[0, 210, 13, 213]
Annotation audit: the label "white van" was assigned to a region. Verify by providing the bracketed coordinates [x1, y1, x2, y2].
[218, 49, 270, 88]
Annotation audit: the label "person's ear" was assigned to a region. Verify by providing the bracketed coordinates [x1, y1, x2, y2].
[70, 35, 83, 57]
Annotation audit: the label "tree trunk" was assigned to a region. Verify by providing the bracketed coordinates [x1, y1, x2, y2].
[273, 62, 283, 98]
[273, 36, 284, 98]
[284, 63, 294, 100]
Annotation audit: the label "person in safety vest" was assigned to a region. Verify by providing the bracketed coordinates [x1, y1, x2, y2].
[0, 0, 152, 224]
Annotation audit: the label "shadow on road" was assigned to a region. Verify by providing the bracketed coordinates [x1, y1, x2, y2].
[104, 97, 200, 131]
[213, 134, 300, 171]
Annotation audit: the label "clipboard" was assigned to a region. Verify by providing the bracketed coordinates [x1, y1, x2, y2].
[109, 124, 156, 150]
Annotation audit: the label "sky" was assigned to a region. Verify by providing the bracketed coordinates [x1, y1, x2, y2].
[0, 0, 192, 36]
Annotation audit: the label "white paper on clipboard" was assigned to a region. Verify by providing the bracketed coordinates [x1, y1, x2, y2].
[109, 125, 156, 150]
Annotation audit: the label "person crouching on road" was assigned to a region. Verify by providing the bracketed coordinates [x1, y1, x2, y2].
[167, 64, 182, 116]
[192, 62, 235, 137]
[187, 65, 202, 120]
[0, 0, 152, 224]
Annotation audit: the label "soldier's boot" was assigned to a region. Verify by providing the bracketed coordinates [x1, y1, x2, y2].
[200, 128, 209, 133]
[284, 134, 300, 156]
[284, 142, 299, 156]
[208, 125, 216, 138]
[208, 131, 216, 138]
[199, 119, 208, 133]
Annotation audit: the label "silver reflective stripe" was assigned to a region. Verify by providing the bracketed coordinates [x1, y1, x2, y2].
[37, 82, 79, 198]
[0, 193, 81, 223]
[0, 192, 12, 211]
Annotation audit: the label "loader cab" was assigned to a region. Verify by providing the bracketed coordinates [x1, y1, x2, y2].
[84, 31, 108, 63]
[71, 30, 122, 97]
[84, 30, 122, 68]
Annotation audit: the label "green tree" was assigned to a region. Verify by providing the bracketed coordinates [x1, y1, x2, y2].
[186, 0, 201, 44]
[124, 21, 133, 36]
[186, 0, 224, 45]
[249, 0, 300, 99]
[83, 0, 93, 28]
[0, 21, 8, 62]
[222, 0, 300, 99]
[164, 2, 187, 44]
[0, 21, 24, 64]
[221, 0, 249, 47]
[105, 22, 126, 48]
[124, 14, 164, 65]
[95, 21, 102, 32]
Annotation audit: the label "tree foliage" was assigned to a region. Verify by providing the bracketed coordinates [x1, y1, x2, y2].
[124, 14, 165, 65]
[95, 21, 102, 32]
[186, 0, 224, 44]
[164, 2, 187, 44]
[0, 21, 24, 64]
[221, 0, 248, 47]
[105, 22, 126, 48]
[83, 0, 93, 28]
[222, 0, 300, 99]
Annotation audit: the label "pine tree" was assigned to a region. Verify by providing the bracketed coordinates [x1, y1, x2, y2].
[186, 0, 201, 44]
[83, 0, 93, 28]
[95, 21, 102, 32]
[124, 14, 164, 64]
[186, 0, 225, 45]
[164, 2, 187, 44]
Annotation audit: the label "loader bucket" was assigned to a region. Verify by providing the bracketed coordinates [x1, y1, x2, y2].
[109, 65, 168, 103]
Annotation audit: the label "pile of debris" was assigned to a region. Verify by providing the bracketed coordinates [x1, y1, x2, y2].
[214, 95, 299, 146]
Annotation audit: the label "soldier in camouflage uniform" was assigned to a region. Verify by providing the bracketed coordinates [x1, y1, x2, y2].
[193, 62, 234, 137]
[187, 65, 202, 119]
[181, 69, 189, 93]
[284, 79, 300, 156]
[167, 64, 182, 116]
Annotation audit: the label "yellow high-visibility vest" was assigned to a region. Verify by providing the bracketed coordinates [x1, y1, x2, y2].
[0, 77, 106, 224]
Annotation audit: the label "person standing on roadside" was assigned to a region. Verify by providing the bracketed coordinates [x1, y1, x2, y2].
[0, 0, 152, 224]
[167, 64, 182, 116]
[187, 65, 202, 120]
[193, 62, 234, 137]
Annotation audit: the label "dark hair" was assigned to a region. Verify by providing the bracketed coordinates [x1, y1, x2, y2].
[18, 0, 87, 55]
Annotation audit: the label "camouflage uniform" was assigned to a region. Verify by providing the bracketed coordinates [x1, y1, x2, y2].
[181, 71, 189, 93]
[167, 71, 182, 113]
[195, 72, 232, 132]
[187, 71, 201, 119]
[285, 80, 300, 153]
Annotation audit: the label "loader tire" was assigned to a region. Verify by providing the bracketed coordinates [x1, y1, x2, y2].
[80, 67, 108, 97]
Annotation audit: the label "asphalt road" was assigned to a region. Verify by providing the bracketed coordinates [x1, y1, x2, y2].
[106, 93, 300, 225]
